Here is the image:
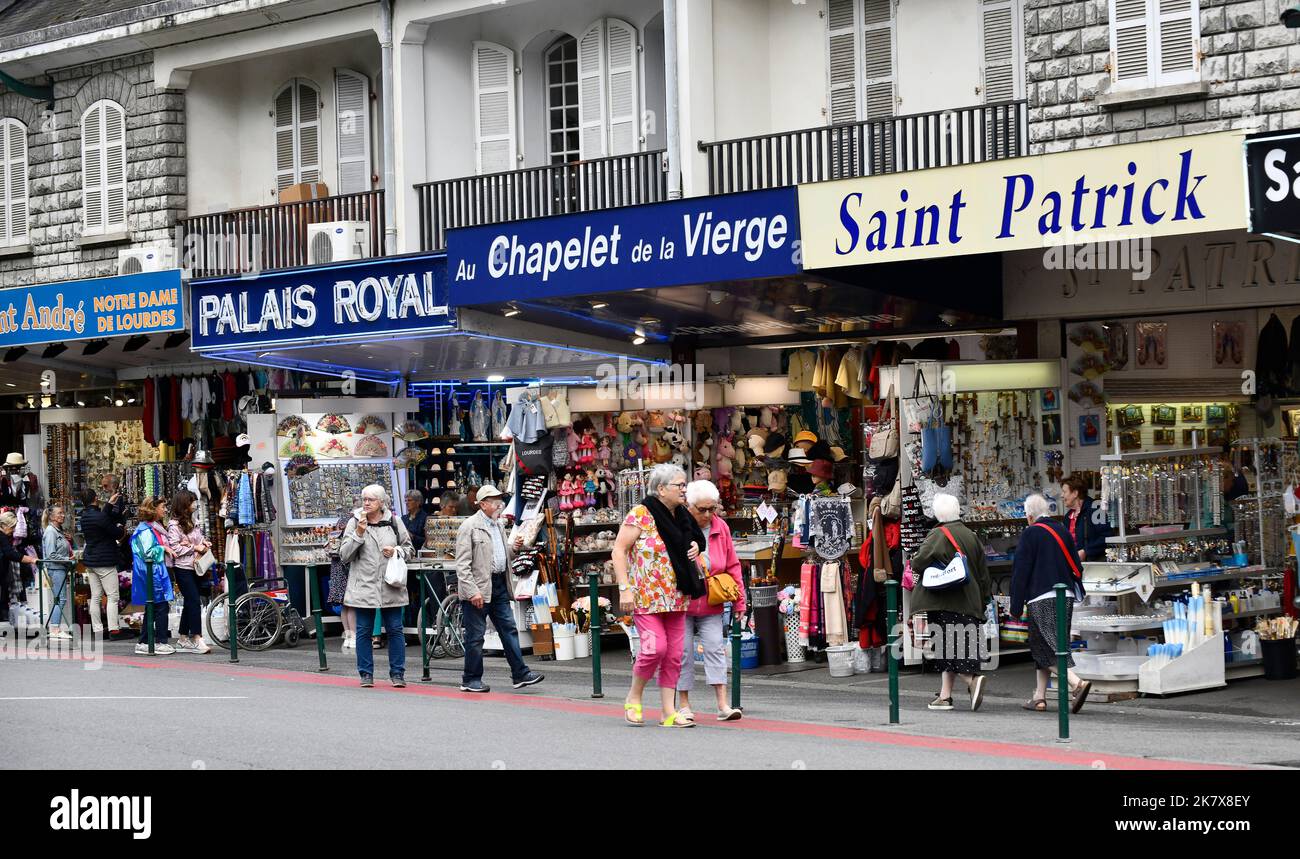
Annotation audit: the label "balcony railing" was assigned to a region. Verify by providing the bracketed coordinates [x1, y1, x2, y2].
[416, 150, 667, 251]
[179, 190, 386, 279]
[700, 100, 1028, 195]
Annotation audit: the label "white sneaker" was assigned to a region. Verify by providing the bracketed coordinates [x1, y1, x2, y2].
[193, 639, 212, 654]
[173, 638, 199, 653]
[135, 642, 176, 655]
[47, 630, 73, 641]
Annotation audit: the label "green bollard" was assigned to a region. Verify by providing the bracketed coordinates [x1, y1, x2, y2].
[226, 562, 239, 664]
[588, 573, 603, 698]
[145, 561, 155, 656]
[1055, 583, 1070, 742]
[36, 560, 46, 646]
[309, 566, 328, 671]
[419, 571, 431, 682]
[886, 579, 899, 725]
[730, 610, 742, 711]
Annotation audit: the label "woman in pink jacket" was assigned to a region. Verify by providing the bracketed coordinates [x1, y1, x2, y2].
[676, 480, 746, 721]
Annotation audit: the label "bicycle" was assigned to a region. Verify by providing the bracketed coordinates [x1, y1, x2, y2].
[414, 567, 465, 659]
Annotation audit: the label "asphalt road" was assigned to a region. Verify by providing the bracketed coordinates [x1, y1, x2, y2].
[4, 640, 1298, 770]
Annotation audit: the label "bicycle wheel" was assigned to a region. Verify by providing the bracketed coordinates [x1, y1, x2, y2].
[416, 595, 446, 659]
[438, 595, 466, 659]
[233, 593, 283, 651]
[204, 598, 232, 649]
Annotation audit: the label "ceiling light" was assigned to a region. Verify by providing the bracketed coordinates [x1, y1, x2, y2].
[590, 300, 608, 309]
[122, 335, 149, 352]
[632, 336, 647, 346]
[42, 343, 67, 359]
[639, 316, 660, 325]
[805, 282, 827, 292]
[790, 305, 811, 313]
[3, 383, 12, 388]
[3, 347, 26, 362]
[126, 395, 136, 404]
[486, 374, 505, 382]
[76, 399, 85, 407]
[82, 340, 109, 356]
[503, 304, 521, 317]
[163, 331, 190, 349]
[114, 397, 124, 407]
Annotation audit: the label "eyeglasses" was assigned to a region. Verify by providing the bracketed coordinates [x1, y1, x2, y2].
[667, 482, 687, 489]
[693, 506, 717, 515]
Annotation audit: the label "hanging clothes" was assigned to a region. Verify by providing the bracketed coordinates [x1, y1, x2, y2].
[142, 378, 157, 446]
[237, 473, 254, 526]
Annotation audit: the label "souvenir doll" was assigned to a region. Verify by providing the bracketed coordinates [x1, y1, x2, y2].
[597, 436, 612, 465]
[584, 468, 598, 508]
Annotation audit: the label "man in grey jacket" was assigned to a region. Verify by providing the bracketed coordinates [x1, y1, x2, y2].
[455, 485, 543, 693]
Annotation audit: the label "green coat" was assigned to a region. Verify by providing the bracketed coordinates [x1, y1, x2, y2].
[908, 520, 993, 621]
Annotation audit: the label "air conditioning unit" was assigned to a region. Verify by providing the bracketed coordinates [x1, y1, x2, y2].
[307, 221, 371, 265]
[117, 245, 178, 276]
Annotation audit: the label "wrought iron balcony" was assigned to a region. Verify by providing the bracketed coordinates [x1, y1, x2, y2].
[416, 150, 668, 252]
[699, 100, 1028, 195]
[179, 190, 386, 279]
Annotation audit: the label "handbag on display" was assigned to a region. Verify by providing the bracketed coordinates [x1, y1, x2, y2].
[514, 433, 556, 475]
[920, 526, 970, 591]
[868, 386, 899, 461]
[880, 478, 902, 519]
[870, 506, 892, 584]
[902, 368, 940, 434]
[920, 419, 953, 477]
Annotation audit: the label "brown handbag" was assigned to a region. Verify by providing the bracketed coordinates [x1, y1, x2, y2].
[706, 569, 741, 606]
[868, 386, 899, 461]
[870, 505, 892, 584]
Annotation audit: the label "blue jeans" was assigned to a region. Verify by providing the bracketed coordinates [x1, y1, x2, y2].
[47, 565, 69, 627]
[353, 606, 405, 678]
[462, 573, 529, 685]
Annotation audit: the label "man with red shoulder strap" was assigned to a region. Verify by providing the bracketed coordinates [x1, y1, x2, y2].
[1012, 494, 1091, 715]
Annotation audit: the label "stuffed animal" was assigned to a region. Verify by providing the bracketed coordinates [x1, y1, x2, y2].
[693, 410, 712, 436]
[616, 412, 633, 434]
[603, 414, 617, 437]
[759, 406, 777, 431]
[651, 435, 672, 464]
[597, 467, 616, 508]
[729, 408, 745, 435]
[714, 407, 734, 436]
[646, 410, 666, 432]
[715, 434, 736, 478]
[694, 464, 712, 481]
[597, 437, 611, 465]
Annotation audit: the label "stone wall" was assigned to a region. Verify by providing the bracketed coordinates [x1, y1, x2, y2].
[1026, 0, 1300, 153]
[0, 51, 185, 287]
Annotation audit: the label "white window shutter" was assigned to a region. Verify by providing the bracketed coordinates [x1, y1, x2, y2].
[1110, 0, 1154, 88]
[1155, 0, 1199, 86]
[981, 0, 1018, 102]
[861, 0, 895, 121]
[0, 121, 9, 242]
[577, 23, 606, 159]
[827, 0, 860, 124]
[275, 84, 296, 191]
[82, 103, 104, 233]
[335, 69, 371, 194]
[7, 121, 27, 241]
[297, 81, 321, 185]
[104, 103, 126, 229]
[605, 19, 639, 155]
[472, 42, 517, 174]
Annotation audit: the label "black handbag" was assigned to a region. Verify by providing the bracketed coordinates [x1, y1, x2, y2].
[514, 433, 556, 476]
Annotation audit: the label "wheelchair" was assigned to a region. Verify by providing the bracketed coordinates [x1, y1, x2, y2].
[204, 567, 307, 651]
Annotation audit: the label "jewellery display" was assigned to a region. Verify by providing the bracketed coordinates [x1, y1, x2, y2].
[286, 462, 394, 523]
[423, 516, 469, 559]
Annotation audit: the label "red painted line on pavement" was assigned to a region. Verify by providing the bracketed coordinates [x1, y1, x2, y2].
[97, 655, 1242, 770]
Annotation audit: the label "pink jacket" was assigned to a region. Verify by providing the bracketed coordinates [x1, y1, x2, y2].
[687, 516, 747, 617]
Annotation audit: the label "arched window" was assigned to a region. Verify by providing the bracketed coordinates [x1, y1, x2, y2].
[274, 79, 321, 192]
[0, 118, 28, 245]
[81, 100, 127, 235]
[545, 35, 579, 164]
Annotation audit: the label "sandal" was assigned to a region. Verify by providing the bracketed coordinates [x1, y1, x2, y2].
[623, 703, 644, 726]
[1071, 680, 1092, 714]
[660, 711, 696, 728]
[1022, 698, 1047, 712]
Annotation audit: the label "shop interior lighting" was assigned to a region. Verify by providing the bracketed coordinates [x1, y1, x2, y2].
[3, 383, 13, 388]
[82, 340, 109, 356]
[163, 331, 190, 349]
[789, 305, 811, 313]
[589, 300, 608, 309]
[42, 343, 67, 359]
[486, 374, 505, 382]
[503, 304, 522, 317]
[3, 347, 26, 362]
[632, 326, 647, 346]
[122, 335, 150, 352]
[76, 398, 85, 407]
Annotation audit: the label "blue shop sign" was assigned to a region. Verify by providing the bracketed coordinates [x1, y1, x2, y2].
[0, 269, 183, 347]
[445, 188, 802, 305]
[190, 253, 453, 351]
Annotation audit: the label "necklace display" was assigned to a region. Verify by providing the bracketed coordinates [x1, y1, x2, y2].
[943, 390, 1054, 520]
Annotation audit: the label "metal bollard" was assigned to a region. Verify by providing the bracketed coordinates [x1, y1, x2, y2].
[226, 562, 239, 664]
[1055, 583, 1070, 742]
[730, 610, 742, 711]
[588, 573, 603, 699]
[36, 560, 46, 646]
[419, 572, 431, 682]
[145, 560, 155, 656]
[309, 566, 327, 671]
[886, 580, 900, 725]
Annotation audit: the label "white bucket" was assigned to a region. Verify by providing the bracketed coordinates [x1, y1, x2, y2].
[573, 632, 591, 658]
[554, 636, 576, 661]
[851, 645, 870, 674]
[827, 644, 856, 677]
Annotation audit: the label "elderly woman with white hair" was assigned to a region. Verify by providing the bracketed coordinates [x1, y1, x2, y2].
[340, 483, 415, 688]
[908, 492, 993, 712]
[612, 463, 707, 727]
[1012, 494, 1090, 713]
[675, 479, 747, 722]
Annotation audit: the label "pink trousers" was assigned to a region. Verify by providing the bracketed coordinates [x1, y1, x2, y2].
[633, 610, 686, 688]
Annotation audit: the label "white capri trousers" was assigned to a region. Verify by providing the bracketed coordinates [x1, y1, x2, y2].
[677, 613, 728, 691]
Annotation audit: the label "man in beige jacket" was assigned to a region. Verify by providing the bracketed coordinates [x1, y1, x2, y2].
[455, 485, 544, 693]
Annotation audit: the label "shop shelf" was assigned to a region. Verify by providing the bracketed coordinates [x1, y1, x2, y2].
[1106, 527, 1228, 545]
[1073, 614, 1170, 633]
[1073, 652, 1149, 681]
[572, 549, 613, 556]
[1100, 446, 1222, 462]
[1222, 607, 1284, 620]
[1154, 569, 1272, 588]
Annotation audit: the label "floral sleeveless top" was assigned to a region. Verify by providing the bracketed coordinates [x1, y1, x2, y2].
[622, 505, 690, 614]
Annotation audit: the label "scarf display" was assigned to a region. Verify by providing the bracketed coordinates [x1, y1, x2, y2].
[642, 495, 707, 599]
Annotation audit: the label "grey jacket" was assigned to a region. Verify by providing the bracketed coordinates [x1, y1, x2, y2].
[455, 510, 514, 603]
[42, 524, 72, 572]
[340, 513, 414, 609]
